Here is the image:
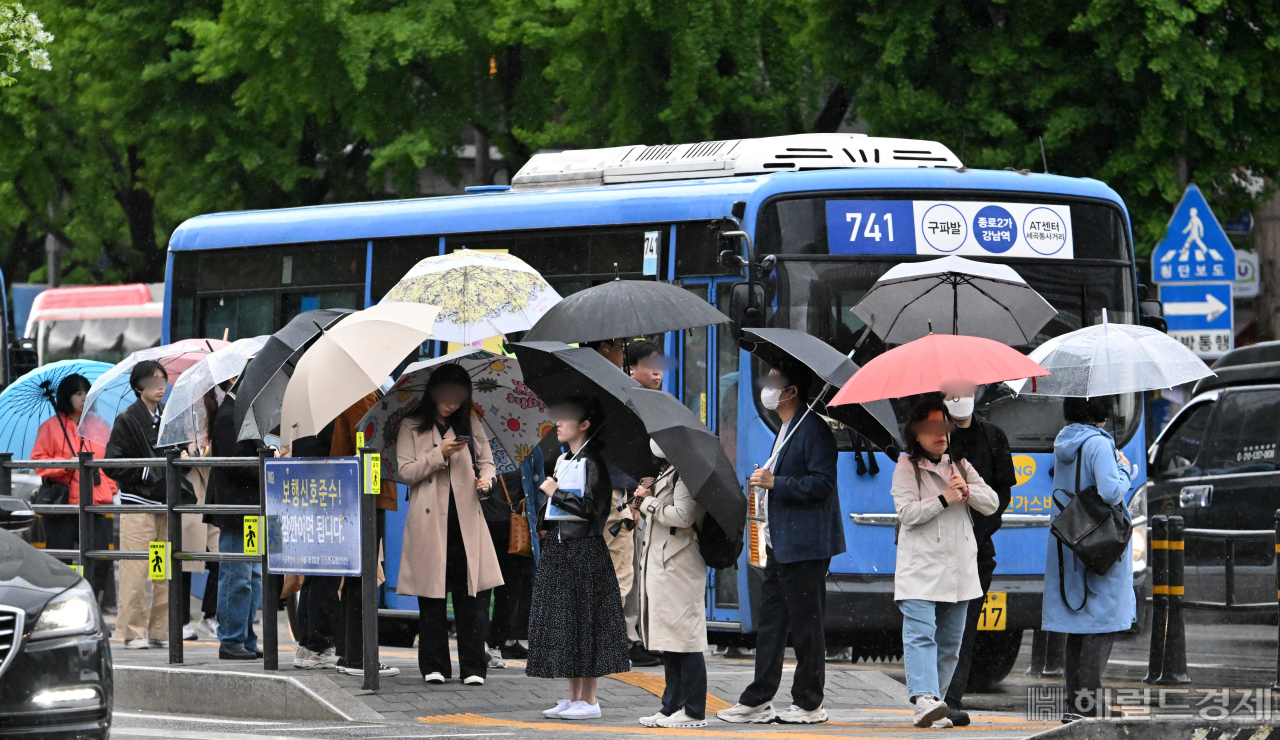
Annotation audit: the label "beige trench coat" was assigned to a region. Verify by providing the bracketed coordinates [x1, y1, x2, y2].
[181, 445, 218, 573]
[890, 453, 998, 603]
[636, 472, 708, 653]
[396, 415, 502, 599]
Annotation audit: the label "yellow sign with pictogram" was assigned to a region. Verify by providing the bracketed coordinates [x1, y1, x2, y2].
[356, 431, 365, 449]
[364, 454, 380, 495]
[243, 516, 261, 556]
[977, 591, 1007, 630]
[69, 564, 83, 576]
[148, 541, 168, 581]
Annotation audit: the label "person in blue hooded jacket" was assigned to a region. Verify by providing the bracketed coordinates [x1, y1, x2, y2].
[1043, 396, 1134, 721]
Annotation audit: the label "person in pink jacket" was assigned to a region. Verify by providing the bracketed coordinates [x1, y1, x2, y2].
[890, 398, 998, 729]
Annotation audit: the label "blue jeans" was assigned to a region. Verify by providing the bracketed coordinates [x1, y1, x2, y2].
[217, 526, 261, 651]
[898, 599, 969, 701]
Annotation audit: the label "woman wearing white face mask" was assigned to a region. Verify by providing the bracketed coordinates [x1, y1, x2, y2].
[632, 438, 709, 728]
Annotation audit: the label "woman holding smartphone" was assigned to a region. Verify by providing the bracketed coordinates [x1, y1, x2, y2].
[891, 398, 998, 729]
[396, 363, 501, 686]
[527, 395, 630, 720]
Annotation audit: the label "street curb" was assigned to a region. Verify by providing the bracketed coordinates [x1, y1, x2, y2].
[1027, 718, 1270, 739]
[115, 665, 386, 722]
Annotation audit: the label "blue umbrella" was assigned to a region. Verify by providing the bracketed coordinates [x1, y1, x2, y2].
[0, 360, 124, 460]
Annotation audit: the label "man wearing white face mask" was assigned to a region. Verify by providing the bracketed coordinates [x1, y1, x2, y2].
[938, 384, 1016, 726]
[718, 364, 841, 725]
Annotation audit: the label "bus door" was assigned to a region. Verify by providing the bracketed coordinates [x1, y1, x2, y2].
[674, 277, 743, 627]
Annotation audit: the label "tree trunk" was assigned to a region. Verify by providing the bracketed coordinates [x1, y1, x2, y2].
[1253, 192, 1280, 341]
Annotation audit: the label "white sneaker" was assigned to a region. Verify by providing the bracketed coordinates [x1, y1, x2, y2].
[315, 647, 338, 668]
[148, 638, 166, 648]
[543, 699, 571, 718]
[716, 702, 776, 724]
[487, 647, 507, 669]
[182, 624, 198, 641]
[294, 647, 320, 669]
[913, 696, 948, 728]
[124, 638, 150, 650]
[638, 710, 666, 727]
[423, 672, 446, 684]
[776, 704, 828, 724]
[195, 617, 219, 640]
[933, 717, 955, 729]
[656, 709, 708, 728]
[343, 663, 400, 677]
[559, 701, 601, 720]
[462, 675, 485, 686]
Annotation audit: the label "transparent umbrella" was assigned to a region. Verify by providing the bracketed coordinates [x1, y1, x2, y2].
[158, 335, 269, 447]
[79, 341, 220, 446]
[1006, 310, 1214, 397]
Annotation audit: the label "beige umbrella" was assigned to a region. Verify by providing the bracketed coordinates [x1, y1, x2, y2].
[279, 302, 439, 449]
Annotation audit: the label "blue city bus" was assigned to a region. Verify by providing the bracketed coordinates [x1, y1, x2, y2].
[164, 134, 1149, 687]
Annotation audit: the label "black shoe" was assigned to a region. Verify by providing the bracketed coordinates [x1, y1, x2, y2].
[629, 642, 661, 667]
[946, 708, 970, 727]
[1060, 712, 1085, 724]
[219, 645, 257, 660]
[250, 647, 264, 658]
[499, 642, 528, 659]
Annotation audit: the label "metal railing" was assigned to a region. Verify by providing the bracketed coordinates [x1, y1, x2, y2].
[3, 448, 382, 691]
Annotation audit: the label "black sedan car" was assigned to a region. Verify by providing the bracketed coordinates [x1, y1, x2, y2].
[0, 527, 111, 738]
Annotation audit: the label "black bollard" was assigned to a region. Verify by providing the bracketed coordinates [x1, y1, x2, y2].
[1156, 515, 1191, 685]
[1145, 516, 1169, 683]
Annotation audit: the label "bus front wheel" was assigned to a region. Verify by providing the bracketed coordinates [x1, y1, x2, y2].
[966, 629, 1024, 692]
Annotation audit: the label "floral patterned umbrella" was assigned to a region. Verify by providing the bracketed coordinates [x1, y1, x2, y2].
[381, 249, 561, 345]
[355, 347, 555, 483]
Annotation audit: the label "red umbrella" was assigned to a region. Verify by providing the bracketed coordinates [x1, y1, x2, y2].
[829, 333, 1049, 405]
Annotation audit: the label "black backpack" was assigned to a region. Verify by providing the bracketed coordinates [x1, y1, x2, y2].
[671, 470, 744, 570]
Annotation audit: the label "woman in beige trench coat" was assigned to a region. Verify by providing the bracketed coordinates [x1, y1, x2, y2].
[396, 363, 501, 686]
[632, 440, 709, 729]
[181, 387, 221, 640]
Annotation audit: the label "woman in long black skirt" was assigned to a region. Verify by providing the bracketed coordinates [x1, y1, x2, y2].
[528, 395, 630, 720]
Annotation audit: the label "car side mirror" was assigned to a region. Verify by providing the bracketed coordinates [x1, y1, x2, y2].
[0, 496, 35, 532]
[1140, 295, 1166, 334]
[728, 282, 766, 341]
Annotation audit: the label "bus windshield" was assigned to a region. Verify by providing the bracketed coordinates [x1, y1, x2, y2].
[758, 195, 1139, 452]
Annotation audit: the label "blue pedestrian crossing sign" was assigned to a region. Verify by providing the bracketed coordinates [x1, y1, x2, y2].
[1160, 283, 1233, 358]
[1151, 184, 1235, 284]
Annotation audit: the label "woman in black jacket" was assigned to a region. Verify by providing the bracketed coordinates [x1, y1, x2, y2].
[527, 395, 630, 720]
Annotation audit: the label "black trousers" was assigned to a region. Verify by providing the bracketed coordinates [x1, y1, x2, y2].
[478, 520, 534, 647]
[944, 556, 996, 708]
[1064, 632, 1117, 716]
[201, 563, 219, 619]
[417, 593, 489, 679]
[338, 509, 386, 669]
[661, 651, 707, 719]
[298, 576, 342, 653]
[44, 514, 113, 605]
[738, 549, 829, 711]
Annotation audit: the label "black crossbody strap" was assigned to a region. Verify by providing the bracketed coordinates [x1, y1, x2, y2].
[1057, 452, 1088, 612]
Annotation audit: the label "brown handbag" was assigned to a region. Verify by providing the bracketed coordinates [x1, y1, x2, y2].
[501, 474, 533, 557]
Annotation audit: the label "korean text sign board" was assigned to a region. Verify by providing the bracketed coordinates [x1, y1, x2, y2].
[1159, 283, 1233, 358]
[263, 458, 361, 576]
[825, 200, 1073, 259]
[1150, 184, 1235, 284]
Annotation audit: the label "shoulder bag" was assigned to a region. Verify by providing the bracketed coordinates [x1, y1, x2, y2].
[1050, 450, 1132, 610]
[500, 473, 533, 557]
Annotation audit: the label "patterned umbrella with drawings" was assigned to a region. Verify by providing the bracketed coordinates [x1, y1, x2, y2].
[356, 348, 555, 482]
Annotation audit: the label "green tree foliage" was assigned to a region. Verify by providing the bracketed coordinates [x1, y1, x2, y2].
[803, 0, 1280, 258]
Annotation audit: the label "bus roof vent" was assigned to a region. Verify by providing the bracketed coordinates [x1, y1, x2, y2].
[510, 134, 962, 190]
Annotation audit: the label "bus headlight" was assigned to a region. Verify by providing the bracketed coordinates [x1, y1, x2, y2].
[1129, 484, 1148, 573]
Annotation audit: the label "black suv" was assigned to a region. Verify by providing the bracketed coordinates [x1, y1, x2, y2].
[1147, 341, 1280, 612]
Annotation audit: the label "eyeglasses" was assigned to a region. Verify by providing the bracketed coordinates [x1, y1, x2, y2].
[911, 420, 956, 435]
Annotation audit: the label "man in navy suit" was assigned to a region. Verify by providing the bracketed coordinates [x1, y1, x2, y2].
[717, 363, 843, 725]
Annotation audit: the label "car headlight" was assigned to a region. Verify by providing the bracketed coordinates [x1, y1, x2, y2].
[31, 580, 98, 640]
[1128, 484, 1148, 573]
[1128, 483, 1148, 523]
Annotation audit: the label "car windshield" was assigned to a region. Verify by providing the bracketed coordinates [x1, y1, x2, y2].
[765, 258, 1139, 452]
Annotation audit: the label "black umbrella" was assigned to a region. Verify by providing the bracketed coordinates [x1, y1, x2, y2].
[740, 328, 902, 451]
[522, 280, 729, 344]
[507, 341, 656, 481]
[234, 308, 354, 440]
[625, 388, 746, 534]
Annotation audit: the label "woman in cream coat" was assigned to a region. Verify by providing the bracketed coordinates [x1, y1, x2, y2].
[891, 398, 998, 728]
[396, 364, 502, 685]
[632, 440, 709, 729]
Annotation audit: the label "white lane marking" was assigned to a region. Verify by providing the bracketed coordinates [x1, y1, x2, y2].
[110, 730, 302, 740]
[1109, 658, 1224, 668]
[114, 713, 289, 725]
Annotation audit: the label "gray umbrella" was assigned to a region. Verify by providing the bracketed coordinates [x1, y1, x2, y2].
[739, 328, 902, 451]
[853, 255, 1057, 345]
[522, 279, 728, 344]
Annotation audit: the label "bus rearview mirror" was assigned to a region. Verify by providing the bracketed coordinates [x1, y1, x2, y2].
[728, 281, 766, 341]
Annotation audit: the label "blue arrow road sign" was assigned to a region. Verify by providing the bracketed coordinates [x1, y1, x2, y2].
[1160, 282, 1234, 358]
[1151, 184, 1235, 284]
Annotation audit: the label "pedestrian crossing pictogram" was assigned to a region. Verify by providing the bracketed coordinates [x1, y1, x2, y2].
[244, 516, 261, 556]
[148, 541, 168, 581]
